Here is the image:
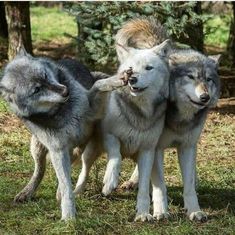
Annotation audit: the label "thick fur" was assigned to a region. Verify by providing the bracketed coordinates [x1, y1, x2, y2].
[117, 18, 220, 222]
[74, 36, 171, 221]
[0, 50, 126, 220]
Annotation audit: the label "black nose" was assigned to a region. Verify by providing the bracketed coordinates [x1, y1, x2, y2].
[128, 76, 138, 85]
[200, 93, 210, 103]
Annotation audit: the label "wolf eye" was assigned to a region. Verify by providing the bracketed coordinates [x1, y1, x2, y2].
[145, 65, 154, 70]
[187, 75, 194, 80]
[33, 86, 41, 94]
[207, 77, 212, 82]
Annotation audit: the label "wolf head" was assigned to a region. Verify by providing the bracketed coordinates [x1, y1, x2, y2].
[116, 39, 171, 97]
[169, 50, 220, 110]
[0, 49, 69, 119]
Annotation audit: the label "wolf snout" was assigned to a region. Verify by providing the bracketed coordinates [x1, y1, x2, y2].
[128, 76, 138, 85]
[200, 93, 210, 103]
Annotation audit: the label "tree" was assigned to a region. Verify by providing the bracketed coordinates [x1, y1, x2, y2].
[64, 2, 204, 72]
[5, 1, 32, 60]
[178, 2, 204, 52]
[227, 2, 235, 67]
[0, 2, 8, 38]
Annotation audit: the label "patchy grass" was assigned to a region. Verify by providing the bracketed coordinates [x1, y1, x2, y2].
[30, 6, 77, 44]
[0, 98, 234, 234]
[204, 14, 231, 48]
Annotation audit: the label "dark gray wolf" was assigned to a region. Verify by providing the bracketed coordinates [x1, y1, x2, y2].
[0, 49, 128, 220]
[115, 17, 221, 222]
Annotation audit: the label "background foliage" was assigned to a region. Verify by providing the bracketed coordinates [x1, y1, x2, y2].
[64, 2, 204, 71]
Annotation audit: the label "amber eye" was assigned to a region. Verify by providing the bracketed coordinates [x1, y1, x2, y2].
[145, 65, 154, 70]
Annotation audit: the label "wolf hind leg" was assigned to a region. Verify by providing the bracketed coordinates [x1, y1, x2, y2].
[73, 138, 101, 195]
[14, 135, 47, 203]
[120, 165, 139, 191]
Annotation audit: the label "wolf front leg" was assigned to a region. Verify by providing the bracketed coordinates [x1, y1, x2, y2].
[102, 134, 122, 196]
[135, 149, 155, 222]
[14, 135, 47, 202]
[151, 149, 169, 220]
[49, 147, 76, 220]
[178, 145, 207, 222]
[88, 75, 126, 120]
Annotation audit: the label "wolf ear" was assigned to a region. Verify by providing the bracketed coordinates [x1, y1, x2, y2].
[115, 43, 132, 63]
[208, 54, 222, 66]
[152, 39, 172, 58]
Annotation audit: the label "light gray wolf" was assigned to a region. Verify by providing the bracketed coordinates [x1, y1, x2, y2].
[0, 49, 129, 220]
[116, 17, 221, 222]
[73, 35, 172, 222]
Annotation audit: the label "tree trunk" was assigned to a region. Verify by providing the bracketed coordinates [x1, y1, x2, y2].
[5, 1, 32, 61]
[0, 2, 8, 38]
[178, 2, 204, 52]
[227, 2, 235, 67]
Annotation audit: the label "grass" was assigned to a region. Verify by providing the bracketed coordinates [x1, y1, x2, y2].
[0, 98, 234, 235]
[0, 5, 234, 235]
[30, 6, 77, 44]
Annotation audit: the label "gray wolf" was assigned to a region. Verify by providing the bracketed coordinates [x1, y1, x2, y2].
[116, 17, 221, 222]
[0, 49, 128, 220]
[73, 36, 172, 221]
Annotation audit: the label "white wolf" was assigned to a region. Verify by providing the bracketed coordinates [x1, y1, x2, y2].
[74, 39, 172, 222]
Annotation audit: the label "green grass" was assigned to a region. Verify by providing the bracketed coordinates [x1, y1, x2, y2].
[204, 14, 231, 48]
[0, 6, 234, 235]
[30, 6, 77, 43]
[0, 98, 234, 234]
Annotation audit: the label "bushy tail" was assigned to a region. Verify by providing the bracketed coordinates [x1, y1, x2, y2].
[115, 17, 168, 50]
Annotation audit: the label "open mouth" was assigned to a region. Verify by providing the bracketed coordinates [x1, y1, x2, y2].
[187, 96, 206, 107]
[130, 86, 147, 93]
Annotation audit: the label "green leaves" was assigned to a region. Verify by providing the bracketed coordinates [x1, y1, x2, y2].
[63, 2, 203, 72]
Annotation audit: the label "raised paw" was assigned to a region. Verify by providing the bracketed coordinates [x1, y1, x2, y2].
[14, 191, 33, 203]
[188, 211, 207, 222]
[120, 180, 138, 191]
[153, 212, 170, 221]
[134, 213, 154, 222]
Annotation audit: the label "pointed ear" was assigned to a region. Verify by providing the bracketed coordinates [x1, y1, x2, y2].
[208, 54, 222, 66]
[152, 39, 172, 58]
[115, 43, 131, 63]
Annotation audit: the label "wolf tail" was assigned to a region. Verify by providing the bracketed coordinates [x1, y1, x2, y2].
[115, 17, 168, 51]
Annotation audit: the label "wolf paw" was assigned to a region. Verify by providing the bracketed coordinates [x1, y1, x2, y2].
[73, 184, 85, 196]
[120, 180, 138, 191]
[102, 182, 117, 196]
[188, 211, 207, 222]
[14, 191, 33, 203]
[153, 212, 170, 221]
[134, 213, 154, 222]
